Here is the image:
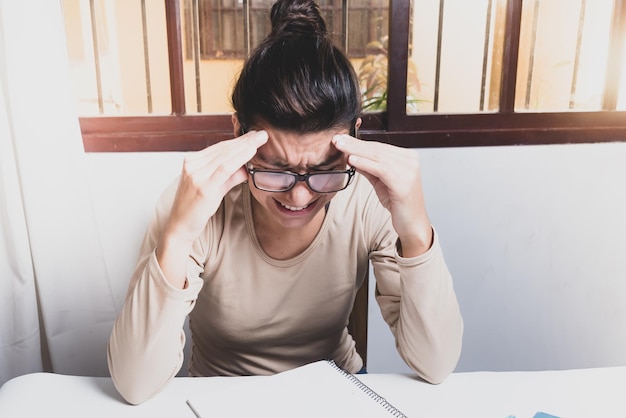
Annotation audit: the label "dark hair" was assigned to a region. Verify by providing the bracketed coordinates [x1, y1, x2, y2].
[231, 0, 361, 135]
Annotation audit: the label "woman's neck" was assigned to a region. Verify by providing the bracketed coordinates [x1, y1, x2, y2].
[251, 200, 326, 260]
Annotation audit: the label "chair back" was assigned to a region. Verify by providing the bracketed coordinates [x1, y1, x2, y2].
[347, 269, 369, 369]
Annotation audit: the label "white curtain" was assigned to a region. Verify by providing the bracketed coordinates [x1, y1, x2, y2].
[0, 0, 117, 385]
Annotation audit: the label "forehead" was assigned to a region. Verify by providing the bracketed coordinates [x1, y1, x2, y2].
[253, 128, 348, 168]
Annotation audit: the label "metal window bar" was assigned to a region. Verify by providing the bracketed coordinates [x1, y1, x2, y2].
[433, 0, 445, 112]
[342, 0, 349, 52]
[602, 0, 626, 110]
[479, 0, 494, 111]
[569, 0, 587, 109]
[165, 0, 186, 115]
[88, 0, 104, 114]
[243, 0, 251, 57]
[217, 0, 224, 52]
[140, 0, 154, 113]
[523, 0, 540, 110]
[499, 0, 523, 113]
[192, 0, 202, 112]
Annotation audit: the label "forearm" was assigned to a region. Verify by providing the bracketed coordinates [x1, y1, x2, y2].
[393, 264, 463, 384]
[376, 232, 463, 383]
[108, 252, 201, 404]
[156, 232, 195, 289]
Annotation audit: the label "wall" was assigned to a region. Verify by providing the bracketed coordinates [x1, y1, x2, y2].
[85, 141, 626, 374]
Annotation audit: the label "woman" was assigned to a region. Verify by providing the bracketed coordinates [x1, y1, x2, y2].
[108, 0, 463, 405]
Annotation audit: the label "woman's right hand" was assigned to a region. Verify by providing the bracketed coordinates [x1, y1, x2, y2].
[156, 130, 268, 288]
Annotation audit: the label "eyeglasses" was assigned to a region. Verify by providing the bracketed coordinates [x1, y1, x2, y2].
[247, 165, 356, 193]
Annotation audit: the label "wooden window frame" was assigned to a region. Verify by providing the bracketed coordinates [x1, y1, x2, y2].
[80, 0, 626, 153]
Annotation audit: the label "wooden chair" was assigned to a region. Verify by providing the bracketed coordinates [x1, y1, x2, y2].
[347, 270, 369, 370]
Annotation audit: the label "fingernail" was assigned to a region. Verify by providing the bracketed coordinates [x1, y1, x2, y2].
[256, 130, 268, 140]
[333, 135, 344, 146]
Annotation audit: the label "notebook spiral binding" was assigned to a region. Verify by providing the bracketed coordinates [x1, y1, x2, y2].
[327, 360, 408, 418]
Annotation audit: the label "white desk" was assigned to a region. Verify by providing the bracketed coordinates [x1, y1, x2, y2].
[1, 366, 625, 417]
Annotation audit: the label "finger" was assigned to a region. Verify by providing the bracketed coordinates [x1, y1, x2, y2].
[347, 153, 388, 182]
[186, 130, 268, 165]
[220, 166, 249, 194]
[332, 134, 383, 161]
[186, 130, 268, 174]
[195, 132, 267, 189]
[214, 131, 268, 174]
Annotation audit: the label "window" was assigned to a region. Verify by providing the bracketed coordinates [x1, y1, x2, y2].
[406, 0, 617, 113]
[62, 0, 172, 116]
[385, 0, 626, 147]
[182, 0, 267, 60]
[183, 0, 388, 59]
[62, 0, 626, 152]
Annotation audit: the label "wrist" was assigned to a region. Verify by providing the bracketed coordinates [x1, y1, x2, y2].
[156, 232, 195, 289]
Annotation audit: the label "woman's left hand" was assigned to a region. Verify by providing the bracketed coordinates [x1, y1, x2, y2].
[333, 134, 433, 257]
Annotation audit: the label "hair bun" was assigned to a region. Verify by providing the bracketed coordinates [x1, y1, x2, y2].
[270, 0, 327, 37]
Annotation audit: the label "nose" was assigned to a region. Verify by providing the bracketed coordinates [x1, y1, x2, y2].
[285, 179, 316, 204]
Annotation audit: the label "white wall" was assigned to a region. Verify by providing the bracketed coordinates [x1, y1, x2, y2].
[85, 141, 626, 375]
[85, 152, 185, 310]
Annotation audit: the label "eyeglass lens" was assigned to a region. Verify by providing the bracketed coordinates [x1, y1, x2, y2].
[253, 172, 295, 191]
[308, 173, 349, 192]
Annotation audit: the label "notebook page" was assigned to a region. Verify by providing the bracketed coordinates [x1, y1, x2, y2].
[186, 360, 406, 417]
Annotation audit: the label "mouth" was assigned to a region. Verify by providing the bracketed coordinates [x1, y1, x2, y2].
[274, 198, 317, 215]
[279, 202, 311, 211]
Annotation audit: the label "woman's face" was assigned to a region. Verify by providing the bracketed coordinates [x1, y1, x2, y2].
[244, 123, 351, 231]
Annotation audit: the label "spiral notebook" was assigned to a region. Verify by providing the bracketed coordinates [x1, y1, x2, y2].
[186, 360, 407, 417]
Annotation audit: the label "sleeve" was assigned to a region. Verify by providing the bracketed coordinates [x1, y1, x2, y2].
[366, 198, 463, 384]
[107, 182, 206, 405]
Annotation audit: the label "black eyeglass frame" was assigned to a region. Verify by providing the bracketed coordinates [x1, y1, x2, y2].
[246, 165, 357, 193]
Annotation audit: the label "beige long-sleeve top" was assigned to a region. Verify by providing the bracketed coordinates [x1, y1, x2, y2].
[108, 173, 463, 404]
